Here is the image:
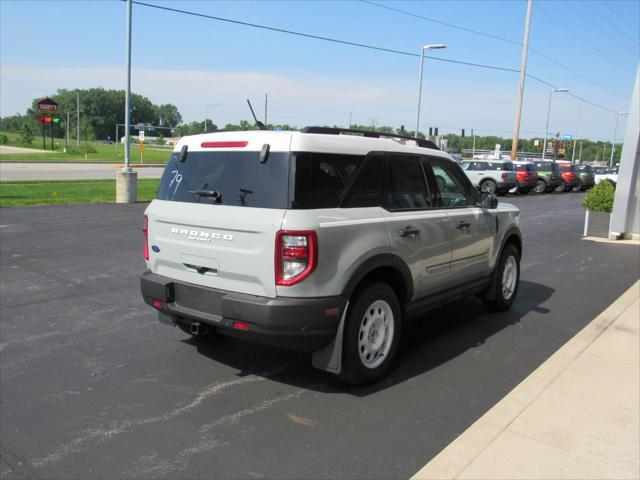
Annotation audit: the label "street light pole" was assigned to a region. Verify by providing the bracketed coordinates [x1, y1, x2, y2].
[510, 0, 533, 160]
[610, 111, 628, 167]
[542, 87, 568, 161]
[416, 43, 446, 137]
[124, 0, 132, 172]
[116, 0, 137, 203]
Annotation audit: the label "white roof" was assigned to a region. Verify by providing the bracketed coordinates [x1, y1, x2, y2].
[174, 130, 453, 161]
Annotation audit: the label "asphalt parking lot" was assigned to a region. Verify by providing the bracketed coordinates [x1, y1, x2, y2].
[1, 193, 638, 479]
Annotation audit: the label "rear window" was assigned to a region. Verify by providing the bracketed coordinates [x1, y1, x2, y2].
[514, 163, 535, 172]
[558, 164, 574, 172]
[158, 151, 290, 208]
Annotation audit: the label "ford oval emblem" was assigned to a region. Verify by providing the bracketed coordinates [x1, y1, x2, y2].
[151, 245, 160, 253]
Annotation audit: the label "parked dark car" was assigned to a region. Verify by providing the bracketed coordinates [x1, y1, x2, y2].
[574, 165, 596, 191]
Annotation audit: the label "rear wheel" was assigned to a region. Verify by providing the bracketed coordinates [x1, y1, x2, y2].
[508, 183, 519, 195]
[338, 283, 402, 385]
[572, 182, 583, 192]
[555, 180, 566, 192]
[480, 180, 497, 194]
[534, 179, 547, 194]
[483, 243, 520, 312]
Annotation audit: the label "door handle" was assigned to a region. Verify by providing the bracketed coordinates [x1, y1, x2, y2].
[456, 221, 471, 230]
[399, 226, 420, 238]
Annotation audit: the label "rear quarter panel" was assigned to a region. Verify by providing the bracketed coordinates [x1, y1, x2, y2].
[277, 207, 391, 298]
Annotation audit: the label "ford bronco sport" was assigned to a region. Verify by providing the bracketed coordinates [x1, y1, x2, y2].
[141, 127, 522, 385]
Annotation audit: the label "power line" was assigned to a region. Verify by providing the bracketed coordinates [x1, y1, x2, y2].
[131, 0, 518, 73]
[361, 0, 630, 98]
[602, 0, 640, 34]
[127, 0, 623, 116]
[360, 0, 522, 47]
[587, 0, 640, 45]
[536, 2, 635, 75]
[562, 0, 638, 55]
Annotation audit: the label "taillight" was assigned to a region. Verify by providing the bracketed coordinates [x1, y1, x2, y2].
[275, 230, 317, 286]
[143, 214, 149, 260]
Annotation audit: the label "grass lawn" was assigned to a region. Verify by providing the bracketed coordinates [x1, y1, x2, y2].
[0, 179, 160, 207]
[1, 131, 171, 164]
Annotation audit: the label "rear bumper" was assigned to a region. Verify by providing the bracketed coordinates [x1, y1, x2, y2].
[497, 180, 517, 190]
[140, 271, 345, 352]
[517, 179, 537, 190]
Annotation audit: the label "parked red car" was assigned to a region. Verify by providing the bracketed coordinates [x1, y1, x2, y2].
[555, 162, 581, 192]
[510, 161, 538, 194]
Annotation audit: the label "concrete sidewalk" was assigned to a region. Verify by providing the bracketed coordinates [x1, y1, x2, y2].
[413, 280, 640, 480]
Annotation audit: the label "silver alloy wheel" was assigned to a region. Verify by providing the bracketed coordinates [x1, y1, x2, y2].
[358, 299, 394, 369]
[502, 255, 518, 300]
[534, 180, 545, 193]
[481, 181, 496, 193]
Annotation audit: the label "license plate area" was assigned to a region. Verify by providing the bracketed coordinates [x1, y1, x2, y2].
[173, 283, 224, 316]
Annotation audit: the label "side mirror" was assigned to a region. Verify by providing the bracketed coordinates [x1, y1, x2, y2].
[478, 191, 498, 209]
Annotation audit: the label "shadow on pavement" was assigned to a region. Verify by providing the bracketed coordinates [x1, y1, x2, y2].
[186, 280, 555, 396]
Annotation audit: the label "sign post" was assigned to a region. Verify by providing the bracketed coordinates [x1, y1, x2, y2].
[138, 130, 144, 164]
[35, 98, 60, 151]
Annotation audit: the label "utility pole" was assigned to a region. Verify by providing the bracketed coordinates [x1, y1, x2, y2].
[510, 0, 533, 160]
[264, 93, 268, 125]
[571, 106, 580, 163]
[349, 112, 352, 128]
[116, 0, 137, 203]
[579, 140, 583, 162]
[76, 92, 80, 147]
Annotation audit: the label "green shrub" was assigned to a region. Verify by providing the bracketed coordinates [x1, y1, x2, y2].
[0, 134, 8, 145]
[582, 180, 615, 212]
[66, 145, 97, 155]
[19, 124, 34, 145]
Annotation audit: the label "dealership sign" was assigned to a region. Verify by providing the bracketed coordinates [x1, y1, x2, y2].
[36, 98, 60, 123]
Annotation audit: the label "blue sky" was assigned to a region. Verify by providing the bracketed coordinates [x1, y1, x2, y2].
[1, 0, 638, 140]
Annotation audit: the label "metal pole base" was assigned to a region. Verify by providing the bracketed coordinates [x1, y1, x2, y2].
[116, 170, 138, 203]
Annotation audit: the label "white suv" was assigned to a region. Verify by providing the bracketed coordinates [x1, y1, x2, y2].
[460, 159, 518, 196]
[141, 127, 522, 384]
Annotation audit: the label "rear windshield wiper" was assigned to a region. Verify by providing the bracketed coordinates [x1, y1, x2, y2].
[188, 190, 223, 203]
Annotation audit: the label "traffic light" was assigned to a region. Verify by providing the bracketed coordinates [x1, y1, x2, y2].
[434, 127, 439, 136]
[461, 129, 465, 137]
[567, 140, 571, 149]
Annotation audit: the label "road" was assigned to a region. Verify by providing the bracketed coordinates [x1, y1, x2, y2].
[1, 193, 638, 479]
[0, 162, 164, 180]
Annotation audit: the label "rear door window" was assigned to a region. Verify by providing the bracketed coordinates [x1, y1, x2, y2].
[382, 155, 431, 210]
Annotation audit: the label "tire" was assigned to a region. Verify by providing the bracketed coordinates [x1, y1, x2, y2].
[508, 183, 519, 195]
[572, 182, 583, 192]
[555, 180, 566, 193]
[482, 243, 520, 312]
[534, 179, 547, 194]
[338, 283, 402, 385]
[480, 180, 497, 194]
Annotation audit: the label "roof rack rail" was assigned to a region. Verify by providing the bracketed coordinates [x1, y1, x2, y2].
[301, 126, 439, 150]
